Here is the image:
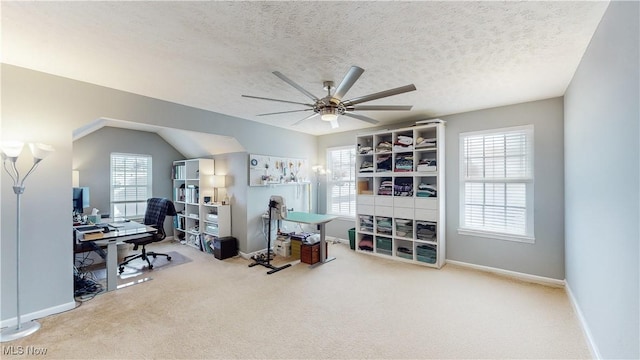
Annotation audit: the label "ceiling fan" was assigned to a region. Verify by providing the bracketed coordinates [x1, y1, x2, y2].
[242, 65, 416, 129]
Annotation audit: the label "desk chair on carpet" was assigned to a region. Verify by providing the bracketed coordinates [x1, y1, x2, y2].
[119, 198, 177, 274]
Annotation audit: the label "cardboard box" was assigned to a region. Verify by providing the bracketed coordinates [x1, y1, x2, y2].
[358, 180, 370, 194]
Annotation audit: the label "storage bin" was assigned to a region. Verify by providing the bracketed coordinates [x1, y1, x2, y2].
[348, 228, 355, 250]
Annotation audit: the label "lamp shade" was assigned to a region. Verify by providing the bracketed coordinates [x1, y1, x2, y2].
[212, 175, 226, 188]
[1, 141, 25, 158]
[28, 143, 55, 160]
[72, 170, 80, 187]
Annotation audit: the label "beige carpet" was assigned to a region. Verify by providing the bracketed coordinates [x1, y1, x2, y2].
[7, 241, 590, 359]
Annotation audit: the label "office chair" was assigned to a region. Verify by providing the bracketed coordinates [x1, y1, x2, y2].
[118, 198, 177, 273]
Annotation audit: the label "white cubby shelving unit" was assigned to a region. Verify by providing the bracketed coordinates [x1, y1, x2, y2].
[172, 158, 214, 250]
[355, 121, 446, 268]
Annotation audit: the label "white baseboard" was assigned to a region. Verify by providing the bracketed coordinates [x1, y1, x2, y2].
[565, 281, 601, 359]
[445, 259, 565, 288]
[1, 300, 76, 329]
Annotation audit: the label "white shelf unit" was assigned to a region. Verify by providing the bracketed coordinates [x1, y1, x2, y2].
[355, 122, 446, 268]
[172, 158, 215, 250]
[202, 204, 231, 239]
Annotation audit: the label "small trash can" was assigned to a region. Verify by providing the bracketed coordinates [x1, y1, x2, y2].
[348, 228, 356, 250]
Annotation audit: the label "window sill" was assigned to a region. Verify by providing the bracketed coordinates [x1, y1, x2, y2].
[457, 228, 535, 244]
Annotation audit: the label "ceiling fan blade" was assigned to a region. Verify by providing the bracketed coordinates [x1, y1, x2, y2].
[329, 119, 340, 129]
[273, 71, 319, 102]
[242, 94, 314, 107]
[333, 66, 364, 100]
[292, 113, 320, 126]
[342, 84, 417, 106]
[257, 109, 314, 116]
[348, 105, 413, 111]
[342, 112, 380, 125]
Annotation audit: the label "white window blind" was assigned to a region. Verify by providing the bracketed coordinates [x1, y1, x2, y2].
[326, 146, 356, 217]
[110, 153, 152, 219]
[459, 125, 534, 242]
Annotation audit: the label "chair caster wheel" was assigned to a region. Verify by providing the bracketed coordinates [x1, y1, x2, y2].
[118, 266, 124, 274]
[152, 254, 157, 259]
[167, 256, 172, 261]
[149, 264, 153, 270]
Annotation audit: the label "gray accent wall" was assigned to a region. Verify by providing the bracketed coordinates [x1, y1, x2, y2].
[564, 1, 639, 358]
[73, 126, 184, 215]
[1, 65, 317, 325]
[444, 98, 565, 279]
[319, 98, 565, 279]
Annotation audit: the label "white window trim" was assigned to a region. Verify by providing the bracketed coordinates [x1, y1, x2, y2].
[458, 125, 535, 243]
[325, 145, 356, 218]
[110, 152, 153, 219]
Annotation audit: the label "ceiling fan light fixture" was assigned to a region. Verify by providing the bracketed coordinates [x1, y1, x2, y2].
[320, 108, 338, 122]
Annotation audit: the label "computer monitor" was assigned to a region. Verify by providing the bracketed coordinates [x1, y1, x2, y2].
[72, 187, 90, 214]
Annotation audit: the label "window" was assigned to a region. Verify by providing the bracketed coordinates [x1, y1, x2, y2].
[326, 146, 356, 217]
[110, 153, 152, 219]
[459, 125, 534, 242]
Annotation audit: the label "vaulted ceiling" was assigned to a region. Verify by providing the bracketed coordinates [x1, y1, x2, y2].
[2, 1, 609, 136]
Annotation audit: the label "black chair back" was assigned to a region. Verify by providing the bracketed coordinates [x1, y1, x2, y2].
[143, 198, 177, 240]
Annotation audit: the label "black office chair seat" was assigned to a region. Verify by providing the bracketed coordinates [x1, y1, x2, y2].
[118, 229, 172, 273]
[118, 198, 176, 274]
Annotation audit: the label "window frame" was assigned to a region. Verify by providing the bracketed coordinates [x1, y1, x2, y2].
[325, 145, 357, 218]
[458, 125, 535, 243]
[110, 152, 153, 220]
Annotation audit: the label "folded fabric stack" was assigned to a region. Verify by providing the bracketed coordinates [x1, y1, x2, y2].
[359, 215, 374, 232]
[416, 158, 436, 172]
[416, 183, 437, 197]
[416, 244, 437, 264]
[376, 217, 392, 235]
[396, 246, 413, 259]
[376, 141, 392, 153]
[377, 179, 393, 196]
[415, 137, 437, 149]
[393, 135, 413, 152]
[394, 181, 413, 196]
[358, 145, 373, 155]
[376, 155, 392, 172]
[376, 237, 392, 254]
[359, 160, 374, 172]
[416, 221, 437, 241]
[394, 154, 413, 172]
[395, 219, 413, 238]
[358, 234, 374, 251]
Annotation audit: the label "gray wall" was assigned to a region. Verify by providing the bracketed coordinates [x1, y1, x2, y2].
[73, 126, 184, 215]
[564, 1, 639, 358]
[319, 98, 566, 279]
[1, 64, 316, 325]
[444, 98, 565, 279]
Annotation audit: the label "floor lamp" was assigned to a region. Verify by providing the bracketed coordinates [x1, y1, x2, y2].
[1, 142, 54, 342]
[311, 165, 330, 213]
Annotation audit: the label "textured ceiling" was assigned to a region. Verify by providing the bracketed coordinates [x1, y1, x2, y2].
[2, 1, 609, 136]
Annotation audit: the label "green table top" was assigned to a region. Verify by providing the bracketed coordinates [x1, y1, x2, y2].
[283, 212, 338, 225]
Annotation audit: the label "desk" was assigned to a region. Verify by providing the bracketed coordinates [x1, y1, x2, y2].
[282, 212, 337, 267]
[75, 222, 156, 291]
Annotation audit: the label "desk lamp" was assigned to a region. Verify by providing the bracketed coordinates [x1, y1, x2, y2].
[1, 141, 54, 342]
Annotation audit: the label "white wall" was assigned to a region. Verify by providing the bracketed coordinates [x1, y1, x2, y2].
[564, 1, 640, 358]
[1, 65, 317, 324]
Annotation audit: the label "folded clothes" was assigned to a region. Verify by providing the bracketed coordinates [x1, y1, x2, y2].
[376, 141, 392, 153]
